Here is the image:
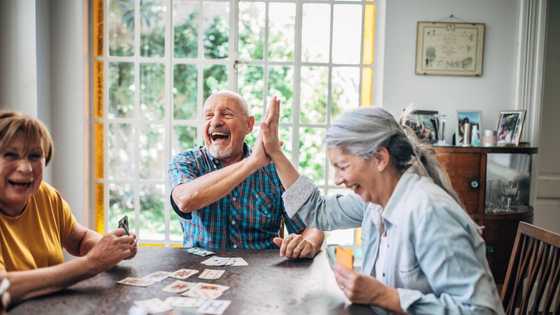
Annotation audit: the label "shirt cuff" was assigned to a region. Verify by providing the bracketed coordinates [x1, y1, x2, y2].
[170, 193, 192, 220]
[282, 176, 315, 219]
[397, 288, 423, 312]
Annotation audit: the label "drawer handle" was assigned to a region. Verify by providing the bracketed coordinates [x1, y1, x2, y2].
[470, 179, 480, 189]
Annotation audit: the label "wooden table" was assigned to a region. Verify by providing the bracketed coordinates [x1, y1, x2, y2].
[10, 248, 379, 315]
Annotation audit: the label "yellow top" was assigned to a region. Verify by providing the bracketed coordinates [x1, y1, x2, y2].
[0, 182, 76, 271]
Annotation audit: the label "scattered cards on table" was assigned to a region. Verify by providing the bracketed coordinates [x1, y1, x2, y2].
[117, 277, 155, 287]
[186, 247, 215, 257]
[171, 268, 199, 280]
[201, 256, 248, 266]
[182, 283, 230, 300]
[199, 269, 225, 280]
[197, 299, 232, 315]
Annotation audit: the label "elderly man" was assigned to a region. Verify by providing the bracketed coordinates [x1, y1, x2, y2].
[169, 90, 324, 258]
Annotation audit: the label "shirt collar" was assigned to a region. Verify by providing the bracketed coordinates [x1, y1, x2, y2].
[379, 169, 419, 226]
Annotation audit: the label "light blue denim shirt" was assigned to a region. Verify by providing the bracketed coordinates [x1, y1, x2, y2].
[283, 171, 504, 315]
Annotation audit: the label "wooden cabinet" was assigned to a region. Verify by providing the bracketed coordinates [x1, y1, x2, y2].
[433, 145, 537, 284]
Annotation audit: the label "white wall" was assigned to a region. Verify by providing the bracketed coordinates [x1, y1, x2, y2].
[0, 0, 89, 226]
[382, 0, 519, 142]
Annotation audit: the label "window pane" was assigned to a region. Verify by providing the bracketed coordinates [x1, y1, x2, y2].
[239, 2, 265, 60]
[109, 0, 134, 56]
[173, 125, 197, 156]
[108, 123, 134, 180]
[170, 216, 183, 241]
[108, 183, 135, 231]
[173, 0, 199, 58]
[140, 0, 166, 57]
[140, 63, 165, 121]
[268, 66, 293, 124]
[139, 123, 165, 179]
[139, 184, 166, 240]
[268, 3, 295, 61]
[280, 126, 292, 157]
[173, 64, 198, 120]
[298, 127, 325, 183]
[203, 2, 229, 59]
[204, 65, 228, 100]
[332, 5, 362, 64]
[109, 62, 135, 118]
[302, 4, 330, 63]
[238, 65, 264, 122]
[300, 66, 328, 124]
[331, 67, 360, 121]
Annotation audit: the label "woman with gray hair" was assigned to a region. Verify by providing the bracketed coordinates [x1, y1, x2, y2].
[260, 100, 504, 314]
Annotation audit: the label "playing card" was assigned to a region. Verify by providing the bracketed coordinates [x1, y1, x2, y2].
[171, 268, 199, 280]
[186, 247, 215, 257]
[201, 256, 232, 266]
[162, 280, 198, 293]
[199, 269, 225, 280]
[230, 257, 248, 266]
[164, 296, 204, 309]
[117, 277, 155, 287]
[182, 283, 229, 300]
[134, 298, 172, 314]
[118, 215, 129, 235]
[143, 271, 171, 282]
[197, 299, 232, 315]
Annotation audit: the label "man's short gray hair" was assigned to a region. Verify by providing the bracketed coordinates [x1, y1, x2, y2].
[203, 90, 250, 116]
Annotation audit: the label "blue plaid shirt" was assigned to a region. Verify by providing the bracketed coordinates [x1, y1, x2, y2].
[168, 144, 306, 250]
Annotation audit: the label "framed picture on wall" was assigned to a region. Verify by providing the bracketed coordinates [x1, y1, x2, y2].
[415, 21, 485, 76]
[497, 110, 526, 145]
[457, 111, 481, 144]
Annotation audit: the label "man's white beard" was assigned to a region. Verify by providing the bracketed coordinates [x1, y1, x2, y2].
[208, 145, 233, 160]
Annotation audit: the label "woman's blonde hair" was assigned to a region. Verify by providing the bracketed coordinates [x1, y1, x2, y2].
[0, 111, 53, 165]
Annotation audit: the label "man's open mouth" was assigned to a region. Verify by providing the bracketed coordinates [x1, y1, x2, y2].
[210, 131, 230, 142]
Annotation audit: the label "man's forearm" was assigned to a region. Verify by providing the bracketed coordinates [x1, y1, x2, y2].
[172, 158, 261, 213]
[79, 230, 102, 256]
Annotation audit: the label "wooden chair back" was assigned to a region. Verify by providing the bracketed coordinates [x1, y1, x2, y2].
[501, 222, 560, 314]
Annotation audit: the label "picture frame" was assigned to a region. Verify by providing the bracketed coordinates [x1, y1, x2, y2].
[496, 110, 526, 145]
[415, 21, 485, 76]
[457, 111, 482, 143]
[400, 109, 440, 144]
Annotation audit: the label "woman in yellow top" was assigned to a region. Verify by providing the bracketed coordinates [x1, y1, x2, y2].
[0, 111, 137, 305]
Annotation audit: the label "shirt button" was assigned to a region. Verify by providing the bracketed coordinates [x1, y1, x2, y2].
[232, 220, 236, 225]
[233, 244, 238, 249]
[232, 197, 236, 201]
[382, 273, 386, 277]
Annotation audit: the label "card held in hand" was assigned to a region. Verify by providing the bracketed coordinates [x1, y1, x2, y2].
[118, 215, 129, 235]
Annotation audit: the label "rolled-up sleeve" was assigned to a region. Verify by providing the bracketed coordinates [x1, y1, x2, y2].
[282, 176, 366, 231]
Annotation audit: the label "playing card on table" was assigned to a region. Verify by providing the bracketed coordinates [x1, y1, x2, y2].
[164, 296, 204, 309]
[230, 257, 248, 266]
[162, 280, 198, 293]
[182, 283, 229, 300]
[142, 271, 171, 282]
[201, 256, 232, 266]
[117, 277, 155, 287]
[199, 269, 225, 280]
[186, 247, 215, 257]
[197, 299, 232, 315]
[134, 298, 172, 314]
[171, 268, 199, 280]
